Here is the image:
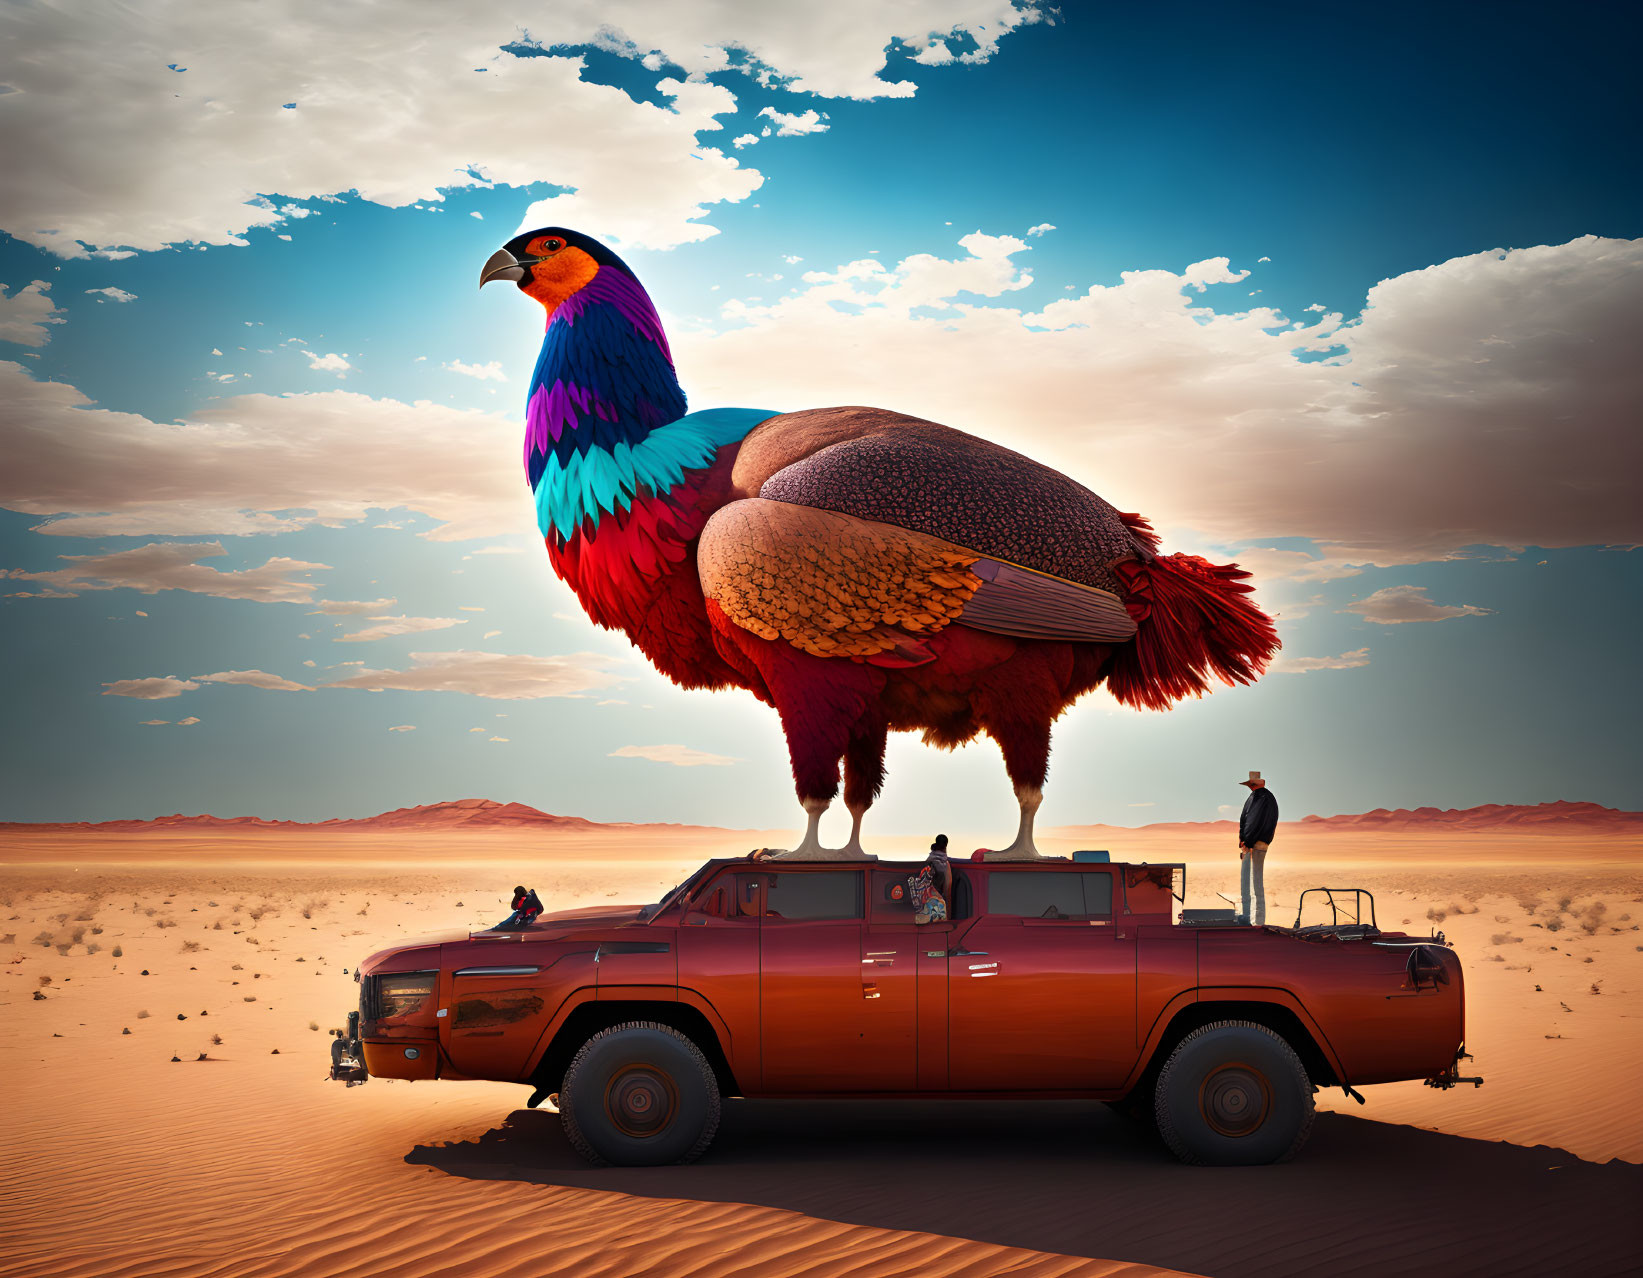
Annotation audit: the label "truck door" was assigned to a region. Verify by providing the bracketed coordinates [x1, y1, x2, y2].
[754, 867, 917, 1092]
[947, 868, 1137, 1090]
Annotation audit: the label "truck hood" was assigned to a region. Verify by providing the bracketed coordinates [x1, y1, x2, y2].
[469, 902, 650, 939]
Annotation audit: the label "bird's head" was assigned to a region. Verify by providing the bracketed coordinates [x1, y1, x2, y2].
[479, 226, 635, 315]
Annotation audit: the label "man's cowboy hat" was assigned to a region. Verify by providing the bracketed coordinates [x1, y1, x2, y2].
[1239, 771, 1264, 787]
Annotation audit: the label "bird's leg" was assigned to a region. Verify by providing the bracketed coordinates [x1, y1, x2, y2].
[989, 784, 1048, 860]
[841, 800, 870, 859]
[836, 721, 888, 859]
[773, 796, 831, 859]
[983, 712, 1053, 860]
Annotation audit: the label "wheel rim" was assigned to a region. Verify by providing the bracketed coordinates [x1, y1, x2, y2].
[1198, 1061, 1272, 1137]
[603, 1063, 679, 1139]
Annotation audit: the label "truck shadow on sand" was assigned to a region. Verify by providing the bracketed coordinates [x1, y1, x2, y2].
[408, 1101, 1642, 1278]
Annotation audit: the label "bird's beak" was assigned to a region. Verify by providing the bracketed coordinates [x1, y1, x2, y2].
[480, 248, 527, 288]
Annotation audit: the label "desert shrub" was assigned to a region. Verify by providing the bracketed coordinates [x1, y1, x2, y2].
[1544, 918, 1564, 933]
[212, 921, 222, 930]
[86, 943, 102, 955]
[112, 945, 123, 958]
[143, 907, 157, 918]
[156, 917, 178, 929]
[1425, 907, 1447, 923]
[1556, 895, 1573, 911]
[137, 1009, 150, 1019]
[309, 1020, 319, 1031]
[0, 933, 13, 945]
[243, 995, 256, 1002]
[180, 939, 200, 953]
[1489, 932, 1521, 945]
[301, 898, 328, 919]
[91, 926, 103, 935]
[38, 975, 51, 986]
[211, 1034, 223, 1045]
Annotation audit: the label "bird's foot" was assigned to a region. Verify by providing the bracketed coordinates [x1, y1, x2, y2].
[762, 799, 877, 860]
[764, 839, 877, 861]
[983, 836, 1053, 861]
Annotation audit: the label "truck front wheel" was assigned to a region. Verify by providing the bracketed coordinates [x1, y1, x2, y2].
[1154, 1020, 1314, 1165]
[559, 1021, 721, 1166]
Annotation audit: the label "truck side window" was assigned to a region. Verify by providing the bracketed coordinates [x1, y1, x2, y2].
[988, 872, 1112, 919]
[763, 870, 863, 921]
[870, 869, 916, 919]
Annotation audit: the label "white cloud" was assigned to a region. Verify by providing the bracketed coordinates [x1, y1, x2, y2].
[335, 616, 469, 643]
[466, 544, 525, 555]
[176, 716, 201, 726]
[324, 649, 625, 699]
[1025, 223, 1056, 237]
[139, 719, 169, 726]
[102, 676, 201, 699]
[609, 743, 741, 767]
[457, 605, 485, 612]
[1273, 647, 1371, 674]
[489, 736, 510, 743]
[0, 281, 65, 346]
[731, 133, 759, 149]
[482, 630, 501, 639]
[444, 359, 507, 382]
[682, 234, 1643, 564]
[3, 542, 329, 602]
[1342, 585, 1492, 625]
[757, 106, 829, 136]
[0, 364, 522, 541]
[302, 351, 351, 375]
[387, 724, 417, 731]
[308, 598, 397, 615]
[84, 287, 137, 303]
[195, 669, 314, 692]
[469, 212, 483, 220]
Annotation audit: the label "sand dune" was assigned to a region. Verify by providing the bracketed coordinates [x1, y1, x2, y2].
[2, 825, 1639, 1276]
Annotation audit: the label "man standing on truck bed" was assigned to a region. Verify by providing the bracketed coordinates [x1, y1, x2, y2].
[1238, 771, 1279, 925]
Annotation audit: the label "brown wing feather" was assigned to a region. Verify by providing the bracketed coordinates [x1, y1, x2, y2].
[698, 499, 982, 662]
[736, 407, 1145, 595]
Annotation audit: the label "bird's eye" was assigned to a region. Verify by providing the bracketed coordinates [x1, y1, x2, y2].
[529, 236, 565, 257]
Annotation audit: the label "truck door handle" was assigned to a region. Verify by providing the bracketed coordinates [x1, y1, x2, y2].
[948, 948, 988, 957]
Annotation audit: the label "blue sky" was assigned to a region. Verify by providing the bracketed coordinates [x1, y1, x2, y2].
[2, 2, 1639, 833]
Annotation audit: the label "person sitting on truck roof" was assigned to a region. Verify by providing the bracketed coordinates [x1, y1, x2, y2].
[496, 886, 544, 930]
[909, 835, 952, 924]
[1238, 772, 1279, 926]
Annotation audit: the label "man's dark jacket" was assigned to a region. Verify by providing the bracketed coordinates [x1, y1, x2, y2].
[1240, 788, 1279, 846]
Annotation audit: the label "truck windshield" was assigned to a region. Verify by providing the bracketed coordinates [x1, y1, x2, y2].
[638, 862, 718, 921]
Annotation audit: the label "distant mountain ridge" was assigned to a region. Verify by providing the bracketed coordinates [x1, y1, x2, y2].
[4, 797, 1637, 834]
[1, 797, 738, 834]
[1055, 799, 1641, 837]
[1296, 800, 1641, 832]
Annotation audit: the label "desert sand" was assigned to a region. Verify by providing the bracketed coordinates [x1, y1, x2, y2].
[2, 819, 1640, 1277]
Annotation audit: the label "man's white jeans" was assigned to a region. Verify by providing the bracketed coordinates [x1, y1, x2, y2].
[1240, 842, 1269, 925]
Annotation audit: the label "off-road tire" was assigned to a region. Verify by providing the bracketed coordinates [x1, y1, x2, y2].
[1154, 1020, 1314, 1165]
[559, 1021, 721, 1167]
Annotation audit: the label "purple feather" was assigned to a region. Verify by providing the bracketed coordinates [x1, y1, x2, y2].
[556, 267, 674, 365]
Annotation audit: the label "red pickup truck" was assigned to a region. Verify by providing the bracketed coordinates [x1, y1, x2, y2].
[329, 855, 1478, 1166]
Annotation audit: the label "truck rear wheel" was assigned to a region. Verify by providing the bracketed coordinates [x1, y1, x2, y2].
[559, 1021, 721, 1166]
[1154, 1020, 1314, 1165]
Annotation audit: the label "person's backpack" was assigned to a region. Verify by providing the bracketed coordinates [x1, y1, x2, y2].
[523, 889, 544, 917]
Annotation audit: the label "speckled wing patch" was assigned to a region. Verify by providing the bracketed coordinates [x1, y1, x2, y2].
[751, 410, 1143, 595]
[698, 499, 983, 662]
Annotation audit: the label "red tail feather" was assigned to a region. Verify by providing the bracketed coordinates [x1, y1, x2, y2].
[1108, 551, 1280, 711]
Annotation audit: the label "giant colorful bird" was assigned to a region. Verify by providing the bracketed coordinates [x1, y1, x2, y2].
[481, 227, 1279, 858]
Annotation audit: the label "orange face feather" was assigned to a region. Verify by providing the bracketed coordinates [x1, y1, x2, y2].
[521, 238, 600, 315]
